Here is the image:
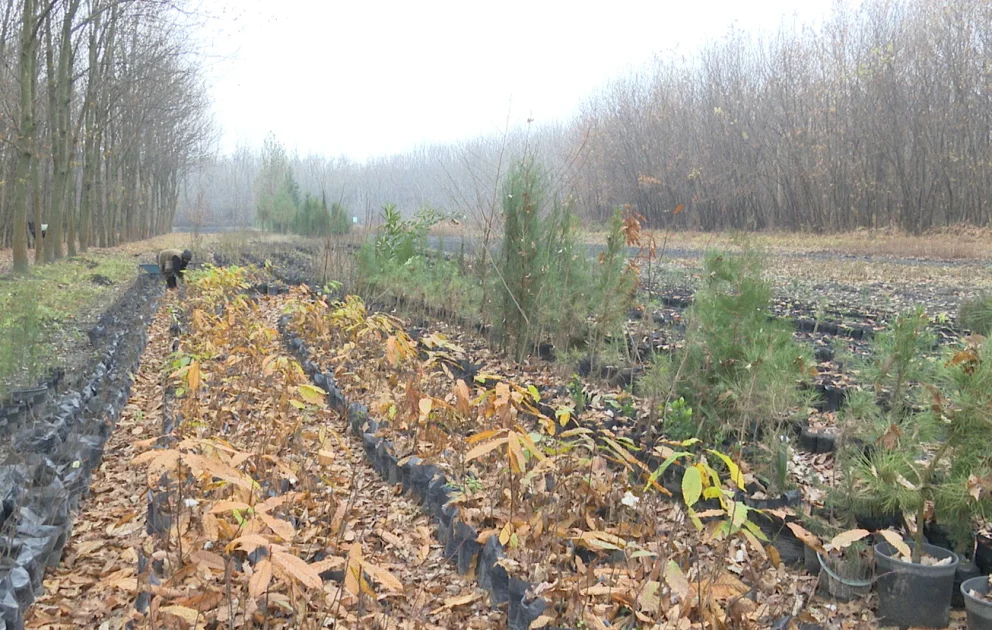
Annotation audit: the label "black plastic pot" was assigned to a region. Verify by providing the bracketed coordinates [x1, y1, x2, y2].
[977, 534, 992, 575]
[10, 386, 48, 408]
[818, 551, 872, 601]
[957, 561, 983, 609]
[875, 541, 959, 628]
[799, 423, 837, 454]
[804, 544, 820, 575]
[961, 576, 992, 630]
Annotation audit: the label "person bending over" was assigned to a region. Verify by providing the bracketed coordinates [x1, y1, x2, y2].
[158, 249, 192, 289]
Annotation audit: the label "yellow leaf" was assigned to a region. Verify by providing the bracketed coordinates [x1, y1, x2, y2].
[203, 513, 220, 541]
[507, 432, 525, 474]
[706, 449, 745, 490]
[249, 559, 273, 598]
[271, 551, 322, 590]
[730, 502, 748, 528]
[297, 384, 327, 406]
[682, 465, 703, 508]
[106, 577, 138, 592]
[466, 428, 503, 445]
[465, 437, 508, 462]
[581, 584, 617, 595]
[310, 556, 345, 576]
[601, 436, 645, 471]
[131, 448, 171, 465]
[700, 572, 749, 600]
[515, 429, 546, 462]
[159, 605, 200, 624]
[637, 580, 661, 613]
[499, 522, 513, 546]
[182, 453, 258, 491]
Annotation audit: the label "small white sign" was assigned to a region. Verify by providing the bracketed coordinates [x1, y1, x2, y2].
[353, 216, 358, 224]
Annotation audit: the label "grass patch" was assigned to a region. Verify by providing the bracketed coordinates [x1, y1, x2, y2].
[0, 253, 137, 397]
[959, 294, 992, 335]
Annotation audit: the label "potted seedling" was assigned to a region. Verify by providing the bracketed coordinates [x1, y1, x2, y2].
[816, 531, 874, 601]
[850, 331, 992, 628]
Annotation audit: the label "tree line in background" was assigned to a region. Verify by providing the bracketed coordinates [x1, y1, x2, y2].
[0, 0, 211, 271]
[251, 133, 351, 237]
[182, 0, 991, 235]
[577, 0, 992, 232]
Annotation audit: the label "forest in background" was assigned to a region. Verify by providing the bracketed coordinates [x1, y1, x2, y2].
[180, 0, 992, 235]
[0, 0, 211, 269]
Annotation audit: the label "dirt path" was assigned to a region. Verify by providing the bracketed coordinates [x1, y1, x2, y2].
[25, 286, 499, 629]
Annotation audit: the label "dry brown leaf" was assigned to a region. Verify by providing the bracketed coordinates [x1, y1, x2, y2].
[786, 522, 825, 554]
[665, 560, 691, 602]
[258, 511, 296, 541]
[344, 543, 362, 595]
[209, 500, 253, 513]
[174, 590, 225, 612]
[827, 528, 871, 551]
[271, 551, 322, 590]
[363, 562, 404, 593]
[249, 559, 274, 598]
[465, 436, 508, 462]
[877, 529, 912, 559]
[454, 379, 472, 415]
[159, 605, 200, 624]
[228, 533, 271, 554]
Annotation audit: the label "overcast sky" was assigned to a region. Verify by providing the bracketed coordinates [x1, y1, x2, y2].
[196, 0, 840, 162]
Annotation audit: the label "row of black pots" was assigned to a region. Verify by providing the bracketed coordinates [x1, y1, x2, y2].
[0, 383, 56, 431]
[279, 316, 564, 630]
[810, 536, 991, 629]
[0, 276, 161, 630]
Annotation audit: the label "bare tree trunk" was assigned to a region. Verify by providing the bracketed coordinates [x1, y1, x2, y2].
[32, 135, 43, 264]
[12, 0, 37, 273]
[43, 0, 80, 262]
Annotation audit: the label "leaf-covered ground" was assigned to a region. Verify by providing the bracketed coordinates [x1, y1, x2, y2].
[25, 270, 498, 629]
